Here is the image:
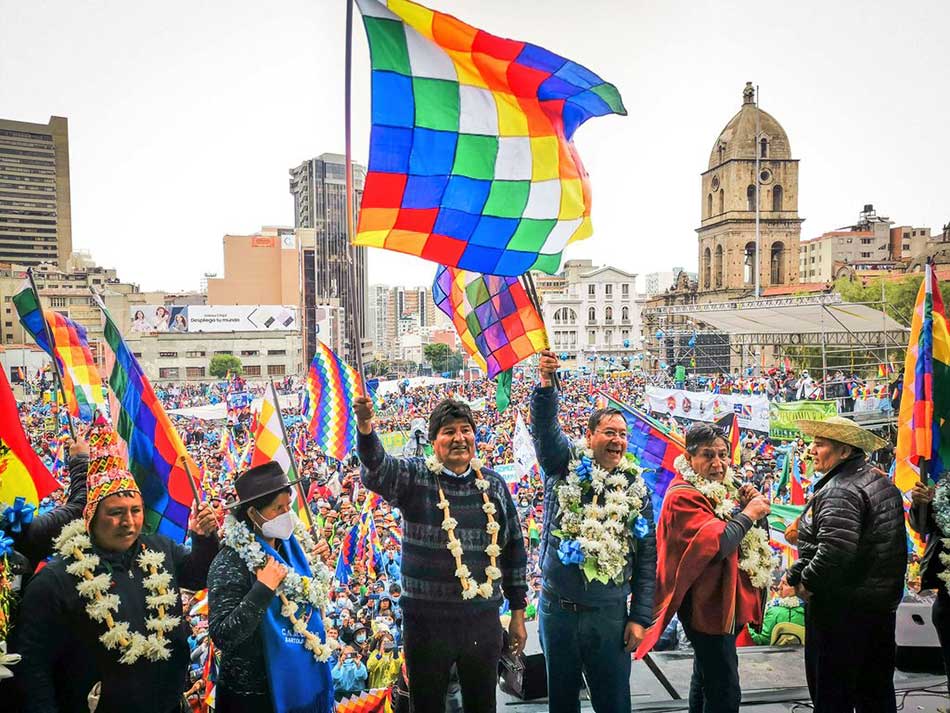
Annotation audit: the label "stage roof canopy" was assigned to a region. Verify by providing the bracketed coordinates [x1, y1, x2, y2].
[673, 299, 906, 335]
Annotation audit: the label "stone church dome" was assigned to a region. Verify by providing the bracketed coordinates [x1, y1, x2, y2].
[708, 82, 792, 170]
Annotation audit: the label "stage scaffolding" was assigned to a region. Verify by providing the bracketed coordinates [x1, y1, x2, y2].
[641, 293, 910, 412]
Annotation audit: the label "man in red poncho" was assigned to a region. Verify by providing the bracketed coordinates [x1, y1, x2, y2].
[637, 423, 772, 712]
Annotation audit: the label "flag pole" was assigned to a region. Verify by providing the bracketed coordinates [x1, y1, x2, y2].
[27, 267, 75, 439]
[343, 0, 368, 397]
[268, 378, 321, 538]
[521, 272, 560, 391]
[179, 454, 204, 507]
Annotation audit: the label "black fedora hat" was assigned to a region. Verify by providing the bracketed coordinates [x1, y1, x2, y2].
[225, 461, 291, 509]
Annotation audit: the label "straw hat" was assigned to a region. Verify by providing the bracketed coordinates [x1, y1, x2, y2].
[797, 416, 887, 453]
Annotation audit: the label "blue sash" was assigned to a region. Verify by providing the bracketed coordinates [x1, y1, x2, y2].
[257, 534, 334, 713]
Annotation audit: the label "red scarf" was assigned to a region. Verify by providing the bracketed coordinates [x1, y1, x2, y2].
[636, 474, 762, 657]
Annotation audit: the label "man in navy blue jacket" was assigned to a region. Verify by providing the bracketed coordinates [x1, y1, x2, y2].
[531, 350, 657, 713]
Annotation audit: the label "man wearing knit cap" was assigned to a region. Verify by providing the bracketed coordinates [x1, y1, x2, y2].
[15, 430, 220, 713]
[787, 416, 905, 712]
[353, 395, 527, 713]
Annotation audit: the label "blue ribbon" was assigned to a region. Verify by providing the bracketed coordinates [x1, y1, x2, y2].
[632, 515, 650, 540]
[0, 529, 14, 557]
[2, 496, 35, 534]
[557, 539, 585, 566]
[575, 456, 593, 482]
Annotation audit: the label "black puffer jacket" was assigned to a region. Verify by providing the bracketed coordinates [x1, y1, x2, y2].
[15, 530, 219, 713]
[792, 452, 906, 613]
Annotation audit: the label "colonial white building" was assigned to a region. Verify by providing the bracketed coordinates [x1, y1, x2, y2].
[538, 259, 646, 369]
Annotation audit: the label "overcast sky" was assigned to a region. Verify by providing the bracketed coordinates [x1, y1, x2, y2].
[2, 0, 947, 293]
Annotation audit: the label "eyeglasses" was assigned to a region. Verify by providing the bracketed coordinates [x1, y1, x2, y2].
[595, 429, 627, 440]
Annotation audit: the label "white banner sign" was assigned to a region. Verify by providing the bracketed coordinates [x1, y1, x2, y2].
[645, 387, 770, 432]
[186, 305, 297, 333]
[512, 414, 538, 479]
[131, 305, 298, 334]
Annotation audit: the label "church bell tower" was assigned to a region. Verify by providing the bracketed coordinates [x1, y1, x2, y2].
[697, 83, 803, 298]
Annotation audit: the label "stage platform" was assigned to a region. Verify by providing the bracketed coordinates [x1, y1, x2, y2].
[497, 621, 948, 711]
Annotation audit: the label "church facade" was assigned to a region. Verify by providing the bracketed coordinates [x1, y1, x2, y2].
[697, 82, 803, 299]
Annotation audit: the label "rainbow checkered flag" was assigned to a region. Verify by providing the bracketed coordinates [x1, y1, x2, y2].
[302, 341, 363, 462]
[432, 265, 546, 378]
[13, 280, 105, 421]
[354, 0, 625, 275]
[896, 261, 950, 490]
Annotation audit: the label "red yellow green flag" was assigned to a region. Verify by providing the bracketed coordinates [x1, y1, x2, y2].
[0, 366, 61, 507]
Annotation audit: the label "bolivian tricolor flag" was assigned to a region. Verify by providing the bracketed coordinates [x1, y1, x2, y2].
[0, 367, 60, 507]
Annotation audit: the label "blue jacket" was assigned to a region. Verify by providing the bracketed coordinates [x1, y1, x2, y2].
[530, 386, 657, 625]
[332, 659, 368, 693]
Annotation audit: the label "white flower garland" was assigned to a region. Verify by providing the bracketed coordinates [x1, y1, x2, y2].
[222, 515, 333, 662]
[674, 454, 774, 590]
[774, 596, 803, 609]
[426, 455, 502, 600]
[53, 520, 179, 665]
[553, 448, 648, 585]
[932, 479, 950, 595]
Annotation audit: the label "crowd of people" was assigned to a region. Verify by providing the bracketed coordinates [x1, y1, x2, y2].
[1, 353, 943, 713]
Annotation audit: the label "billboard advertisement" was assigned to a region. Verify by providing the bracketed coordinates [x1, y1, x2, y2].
[130, 305, 298, 334]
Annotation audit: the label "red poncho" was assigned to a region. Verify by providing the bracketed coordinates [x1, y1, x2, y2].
[636, 474, 763, 658]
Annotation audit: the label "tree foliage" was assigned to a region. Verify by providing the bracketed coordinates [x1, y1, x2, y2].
[209, 353, 243, 378]
[366, 359, 391, 377]
[423, 342, 463, 374]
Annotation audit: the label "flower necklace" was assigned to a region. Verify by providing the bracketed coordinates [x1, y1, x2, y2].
[221, 515, 333, 662]
[53, 520, 179, 665]
[674, 454, 774, 590]
[774, 596, 802, 609]
[553, 448, 649, 585]
[425, 455, 502, 600]
[932, 479, 950, 594]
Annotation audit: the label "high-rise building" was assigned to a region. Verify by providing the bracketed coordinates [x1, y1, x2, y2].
[368, 283, 440, 361]
[0, 116, 72, 267]
[697, 83, 802, 298]
[206, 227, 301, 305]
[289, 153, 367, 364]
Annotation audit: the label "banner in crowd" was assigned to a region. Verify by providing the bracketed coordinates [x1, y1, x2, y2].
[130, 305, 298, 333]
[644, 387, 770, 432]
[512, 414, 538, 479]
[463, 396, 487, 412]
[378, 431, 408, 455]
[768, 400, 838, 441]
[492, 463, 521, 485]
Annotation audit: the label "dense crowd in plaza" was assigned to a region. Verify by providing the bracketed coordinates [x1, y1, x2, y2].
[1, 355, 944, 713]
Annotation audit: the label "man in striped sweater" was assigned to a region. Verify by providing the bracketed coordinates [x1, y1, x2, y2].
[354, 396, 528, 713]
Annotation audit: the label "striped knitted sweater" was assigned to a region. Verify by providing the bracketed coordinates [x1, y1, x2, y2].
[358, 431, 528, 617]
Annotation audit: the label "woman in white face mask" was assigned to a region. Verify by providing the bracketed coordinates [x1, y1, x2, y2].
[208, 461, 335, 713]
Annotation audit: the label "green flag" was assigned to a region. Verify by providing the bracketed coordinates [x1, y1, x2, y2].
[495, 369, 513, 413]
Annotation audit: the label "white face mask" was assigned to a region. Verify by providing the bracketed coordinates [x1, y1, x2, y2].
[258, 510, 297, 540]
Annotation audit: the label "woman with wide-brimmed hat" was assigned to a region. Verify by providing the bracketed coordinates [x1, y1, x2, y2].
[787, 416, 905, 712]
[207, 461, 334, 713]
